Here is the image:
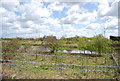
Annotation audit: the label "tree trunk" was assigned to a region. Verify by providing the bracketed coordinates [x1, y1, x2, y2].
[91, 51, 92, 54]
[35, 51, 38, 60]
[98, 51, 101, 55]
[84, 50, 85, 54]
[51, 50, 54, 53]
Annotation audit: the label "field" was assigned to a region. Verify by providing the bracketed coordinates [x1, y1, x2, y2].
[1, 52, 118, 79]
[1, 36, 120, 79]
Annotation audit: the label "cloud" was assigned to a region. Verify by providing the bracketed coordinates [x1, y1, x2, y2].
[86, 23, 101, 30]
[66, 4, 88, 15]
[17, 1, 51, 21]
[105, 17, 118, 30]
[97, 0, 110, 17]
[106, 0, 119, 17]
[0, 0, 19, 11]
[0, 7, 18, 23]
[0, 7, 19, 31]
[43, 17, 60, 24]
[61, 3, 97, 25]
[97, 0, 119, 18]
[1, 1, 118, 38]
[20, 20, 34, 28]
[1, 1, 61, 38]
[61, 10, 97, 24]
[47, 2, 65, 11]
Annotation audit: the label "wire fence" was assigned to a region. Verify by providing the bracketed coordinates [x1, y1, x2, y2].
[1, 63, 118, 73]
[1, 59, 120, 68]
[1, 53, 115, 58]
[1, 53, 120, 74]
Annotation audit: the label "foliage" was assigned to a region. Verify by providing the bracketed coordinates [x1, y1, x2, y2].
[59, 37, 67, 51]
[77, 37, 88, 54]
[86, 39, 95, 54]
[2, 39, 21, 60]
[44, 36, 60, 53]
[23, 43, 31, 51]
[2, 35, 115, 55]
[76, 34, 113, 54]
[93, 34, 113, 54]
[2, 39, 20, 53]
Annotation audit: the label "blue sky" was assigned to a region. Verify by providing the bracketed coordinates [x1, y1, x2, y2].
[0, 0, 119, 38]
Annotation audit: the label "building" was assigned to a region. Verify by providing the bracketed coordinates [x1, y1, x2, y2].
[110, 36, 120, 41]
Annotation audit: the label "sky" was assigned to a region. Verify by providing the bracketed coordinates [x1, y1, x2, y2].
[0, 0, 120, 38]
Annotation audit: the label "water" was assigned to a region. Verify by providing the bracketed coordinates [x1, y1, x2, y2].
[58, 50, 68, 53]
[19, 45, 98, 54]
[58, 50, 98, 54]
[30, 46, 40, 50]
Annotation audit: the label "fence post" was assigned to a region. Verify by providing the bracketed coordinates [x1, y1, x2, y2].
[110, 53, 120, 80]
[111, 54, 120, 73]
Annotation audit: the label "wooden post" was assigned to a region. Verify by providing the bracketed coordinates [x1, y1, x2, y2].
[109, 54, 120, 80]
[111, 54, 120, 74]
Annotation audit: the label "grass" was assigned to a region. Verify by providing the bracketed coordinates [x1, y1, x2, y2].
[21, 40, 42, 45]
[2, 64, 116, 79]
[2, 52, 118, 79]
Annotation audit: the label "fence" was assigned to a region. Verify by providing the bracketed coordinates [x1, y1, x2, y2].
[1, 59, 119, 68]
[1, 53, 120, 78]
[0, 53, 116, 58]
[1, 63, 118, 73]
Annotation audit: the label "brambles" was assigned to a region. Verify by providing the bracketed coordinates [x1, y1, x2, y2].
[2, 39, 20, 60]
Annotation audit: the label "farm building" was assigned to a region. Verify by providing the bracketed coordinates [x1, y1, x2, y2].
[110, 36, 120, 41]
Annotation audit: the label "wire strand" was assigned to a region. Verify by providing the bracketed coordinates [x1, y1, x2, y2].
[1, 63, 118, 73]
[1, 59, 120, 68]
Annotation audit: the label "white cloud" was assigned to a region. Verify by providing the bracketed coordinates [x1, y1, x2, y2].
[86, 23, 101, 30]
[48, 2, 65, 11]
[61, 10, 97, 24]
[1, 1, 62, 38]
[17, 2, 51, 21]
[0, 7, 19, 31]
[66, 5, 80, 15]
[1, 1, 118, 38]
[97, 0, 119, 18]
[106, 0, 119, 17]
[97, 0, 110, 17]
[20, 20, 34, 28]
[43, 17, 60, 24]
[0, 0, 19, 11]
[62, 24, 73, 28]
[0, 7, 17, 23]
[0, 7, 7, 14]
[104, 17, 118, 30]
[105, 29, 118, 38]
[61, 3, 97, 25]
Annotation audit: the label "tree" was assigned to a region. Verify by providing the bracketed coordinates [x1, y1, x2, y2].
[44, 36, 60, 53]
[59, 37, 67, 51]
[77, 37, 88, 54]
[23, 43, 31, 52]
[93, 34, 113, 55]
[86, 39, 95, 54]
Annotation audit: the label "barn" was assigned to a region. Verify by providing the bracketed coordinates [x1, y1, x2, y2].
[110, 36, 120, 41]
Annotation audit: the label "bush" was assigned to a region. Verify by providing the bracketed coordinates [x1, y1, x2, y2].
[2, 39, 20, 60]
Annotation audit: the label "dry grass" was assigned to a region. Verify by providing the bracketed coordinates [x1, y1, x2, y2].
[1, 52, 118, 79]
